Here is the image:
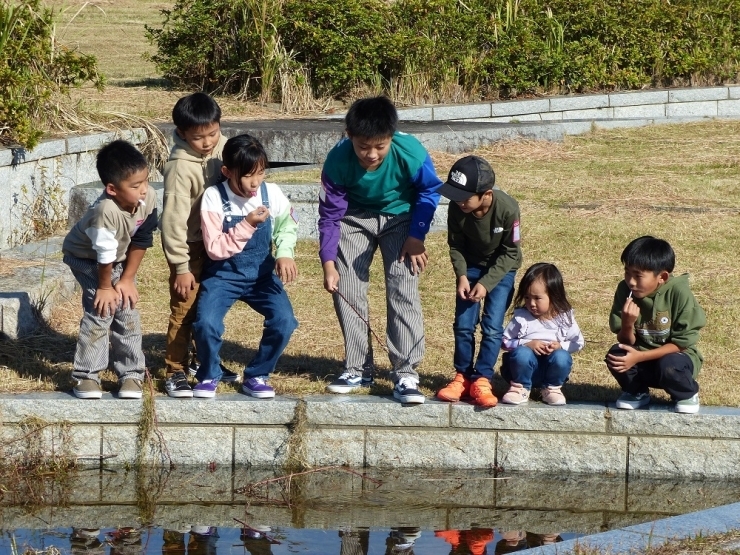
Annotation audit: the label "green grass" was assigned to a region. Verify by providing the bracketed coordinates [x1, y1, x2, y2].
[3, 119, 740, 407]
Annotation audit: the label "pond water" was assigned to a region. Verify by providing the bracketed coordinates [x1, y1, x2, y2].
[2, 466, 740, 554]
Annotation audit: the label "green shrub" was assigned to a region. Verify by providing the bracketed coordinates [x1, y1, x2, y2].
[0, 0, 102, 149]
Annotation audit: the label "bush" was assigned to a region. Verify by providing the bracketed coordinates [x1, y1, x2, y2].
[0, 0, 102, 149]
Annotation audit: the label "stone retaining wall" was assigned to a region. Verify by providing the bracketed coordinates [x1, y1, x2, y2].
[3, 393, 739, 478]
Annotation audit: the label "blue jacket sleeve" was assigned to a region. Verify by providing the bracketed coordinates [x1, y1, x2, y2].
[130, 208, 158, 249]
[408, 154, 442, 241]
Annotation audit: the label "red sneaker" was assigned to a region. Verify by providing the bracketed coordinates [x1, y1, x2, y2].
[436, 373, 470, 402]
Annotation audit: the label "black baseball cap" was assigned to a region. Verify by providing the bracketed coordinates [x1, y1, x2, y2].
[439, 155, 496, 202]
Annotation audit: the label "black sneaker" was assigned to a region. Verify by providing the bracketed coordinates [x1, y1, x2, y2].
[393, 377, 425, 404]
[327, 372, 363, 393]
[165, 371, 193, 398]
[188, 360, 241, 383]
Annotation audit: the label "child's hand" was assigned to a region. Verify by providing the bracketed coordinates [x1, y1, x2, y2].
[93, 287, 121, 317]
[115, 279, 140, 310]
[525, 340, 552, 355]
[621, 295, 639, 328]
[173, 272, 196, 301]
[547, 341, 561, 352]
[606, 344, 639, 372]
[399, 237, 428, 275]
[467, 283, 487, 303]
[457, 276, 471, 300]
[323, 261, 339, 293]
[275, 257, 297, 284]
[246, 206, 270, 227]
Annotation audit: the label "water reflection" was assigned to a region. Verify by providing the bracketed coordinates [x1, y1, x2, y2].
[2, 467, 740, 554]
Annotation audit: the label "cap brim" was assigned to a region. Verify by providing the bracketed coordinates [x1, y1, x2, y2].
[439, 182, 476, 202]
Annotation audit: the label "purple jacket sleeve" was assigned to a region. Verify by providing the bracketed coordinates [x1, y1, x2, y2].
[408, 154, 442, 241]
[318, 170, 349, 264]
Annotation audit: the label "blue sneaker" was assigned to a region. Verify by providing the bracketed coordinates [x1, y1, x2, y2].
[243, 376, 275, 399]
[193, 379, 220, 399]
[327, 372, 363, 394]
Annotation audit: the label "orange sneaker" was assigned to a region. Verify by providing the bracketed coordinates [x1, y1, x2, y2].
[434, 530, 461, 548]
[436, 373, 470, 402]
[470, 378, 498, 407]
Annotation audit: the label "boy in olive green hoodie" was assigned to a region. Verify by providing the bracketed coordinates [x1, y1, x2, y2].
[160, 92, 239, 397]
[605, 236, 706, 414]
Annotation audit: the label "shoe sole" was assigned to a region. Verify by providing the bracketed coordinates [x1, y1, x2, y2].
[193, 391, 216, 399]
[473, 398, 498, 408]
[242, 387, 275, 399]
[393, 391, 425, 404]
[118, 391, 143, 399]
[616, 400, 650, 410]
[675, 404, 700, 414]
[73, 389, 103, 399]
[436, 393, 461, 402]
[327, 384, 361, 394]
[166, 388, 193, 398]
[501, 398, 528, 405]
[543, 400, 566, 406]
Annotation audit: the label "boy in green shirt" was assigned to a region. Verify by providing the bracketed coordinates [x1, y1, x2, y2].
[606, 236, 706, 414]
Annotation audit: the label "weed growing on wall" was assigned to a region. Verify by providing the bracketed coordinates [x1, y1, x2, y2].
[8, 167, 68, 247]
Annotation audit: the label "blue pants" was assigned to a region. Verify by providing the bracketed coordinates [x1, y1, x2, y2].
[194, 270, 298, 380]
[501, 346, 572, 389]
[453, 268, 516, 380]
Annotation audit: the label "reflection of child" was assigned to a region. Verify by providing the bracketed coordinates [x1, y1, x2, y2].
[193, 134, 298, 398]
[494, 531, 527, 554]
[435, 528, 494, 555]
[189, 526, 218, 555]
[501, 263, 584, 406]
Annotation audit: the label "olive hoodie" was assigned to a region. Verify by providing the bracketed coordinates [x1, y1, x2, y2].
[161, 131, 227, 274]
[609, 273, 706, 376]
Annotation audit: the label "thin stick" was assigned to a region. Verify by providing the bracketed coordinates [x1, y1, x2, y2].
[333, 290, 388, 353]
[235, 465, 382, 494]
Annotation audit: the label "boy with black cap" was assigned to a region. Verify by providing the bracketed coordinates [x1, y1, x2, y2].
[436, 155, 522, 407]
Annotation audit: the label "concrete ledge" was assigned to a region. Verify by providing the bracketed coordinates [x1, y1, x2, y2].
[3, 393, 740, 476]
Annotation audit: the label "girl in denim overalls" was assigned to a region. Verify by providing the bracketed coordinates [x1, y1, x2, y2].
[193, 134, 298, 398]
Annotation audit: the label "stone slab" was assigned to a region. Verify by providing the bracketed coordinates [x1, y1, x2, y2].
[489, 113, 543, 123]
[593, 118, 656, 130]
[0, 393, 143, 423]
[609, 404, 740, 438]
[451, 402, 607, 433]
[613, 104, 666, 118]
[718, 99, 740, 117]
[433, 103, 491, 120]
[234, 427, 290, 467]
[366, 429, 496, 468]
[562, 107, 614, 120]
[304, 395, 449, 427]
[11, 138, 66, 164]
[669, 87, 728, 102]
[730, 86, 740, 100]
[101, 425, 138, 465]
[305, 428, 365, 466]
[155, 394, 297, 425]
[491, 99, 550, 117]
[666, 100, 717, 118]
[397, 107, 434, 121]
[160, 426, 233, 465]
[66, 132, 118, 154]
[549, 94, 609, 111]
[629, 437, 740, 478]
[498, 433, 626, 474]
[609, 90, 669, 106]
[539, 111, 563, 121]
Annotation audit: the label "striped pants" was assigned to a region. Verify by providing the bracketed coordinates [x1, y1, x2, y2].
[333, 210, 425, 381]
[63, 255, 145, 383]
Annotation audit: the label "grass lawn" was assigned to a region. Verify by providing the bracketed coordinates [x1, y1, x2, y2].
[3, 119, 740, 406]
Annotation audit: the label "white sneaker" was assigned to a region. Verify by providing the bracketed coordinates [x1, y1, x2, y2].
[616, 391, 650, 410]
[675, 393, 700, 414]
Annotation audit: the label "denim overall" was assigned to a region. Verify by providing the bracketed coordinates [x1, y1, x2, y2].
[193, 181, 298, 382]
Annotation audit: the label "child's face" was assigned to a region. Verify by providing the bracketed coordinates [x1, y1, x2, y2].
[348, 134, 391, 171]
[455, 191, 492, 214]
[177, 122, 221, 157]
[624, 265, 667, 298]
[105, 167, 149, 213]
[524, 278, 551, 319]
[222, 165, 266, 198]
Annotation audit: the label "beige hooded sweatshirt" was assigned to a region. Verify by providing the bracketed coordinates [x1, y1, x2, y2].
[161, 131, 227, 274]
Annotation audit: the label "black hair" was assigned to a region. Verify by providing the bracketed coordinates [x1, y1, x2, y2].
[513, 263, 573, 320]
[345, 96, 398, 139]
[172, 92, 221, 131]
[620, 235, 675, 274]
[222, 134, 269, 182]
[96, 140, 147, 187]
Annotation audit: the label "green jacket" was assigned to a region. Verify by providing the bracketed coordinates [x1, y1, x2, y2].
[447, 188, 522, 292]
[609, 274, 706, 376]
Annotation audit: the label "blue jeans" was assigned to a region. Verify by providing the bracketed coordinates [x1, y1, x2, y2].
[194, 272, 298, 381]
[501, 346, 572, 389]
[453, 268, 516, 380]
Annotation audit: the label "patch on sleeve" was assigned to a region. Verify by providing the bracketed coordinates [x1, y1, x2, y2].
[290, 207, 299, 223]
[512, 220, 520, 242]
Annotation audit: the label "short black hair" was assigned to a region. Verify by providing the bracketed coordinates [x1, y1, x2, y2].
[172, 92, 221, 131]
[513, 263, 573, 320]
[96, 140, 148, 187]
[621, 235, 675, 274]
[222, 134, 269, 181]
[345, 96, 398, 139]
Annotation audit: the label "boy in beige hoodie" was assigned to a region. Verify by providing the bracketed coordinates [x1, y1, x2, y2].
[161, 92, 239, 397]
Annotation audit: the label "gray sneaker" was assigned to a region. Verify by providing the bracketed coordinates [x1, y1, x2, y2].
[675, 393, 700, 414]
[119, 378, 143, 399]
[616, 391, 650, 410]
[73, 379, 102, 399]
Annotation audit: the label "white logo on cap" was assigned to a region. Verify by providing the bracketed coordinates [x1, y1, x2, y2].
[450, 170, 467, 186]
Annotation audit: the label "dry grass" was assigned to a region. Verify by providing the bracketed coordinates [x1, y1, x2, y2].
[2, 120, 740, 406]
